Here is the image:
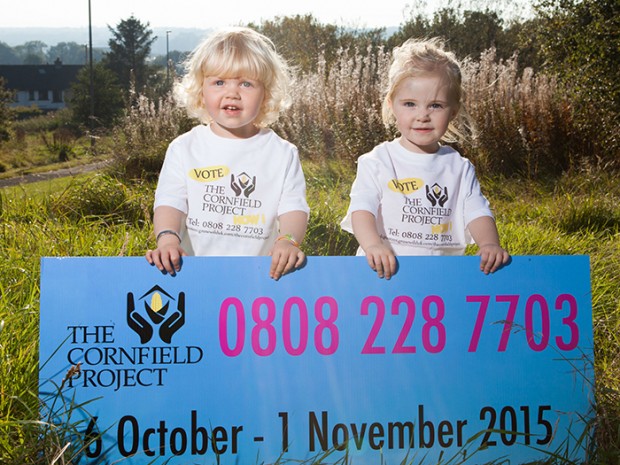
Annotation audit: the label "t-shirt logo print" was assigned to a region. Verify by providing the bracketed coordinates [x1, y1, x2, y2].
[426, 183, 449, 207]
[230, 172, 257, 198]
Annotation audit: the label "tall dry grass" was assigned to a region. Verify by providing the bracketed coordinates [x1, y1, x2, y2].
[108, 44, 615, 181]
[462, 49, 604, 177]
[274, 46, 395, 162]
[110, 93, 194, 181]
[271, 46, 612, 178]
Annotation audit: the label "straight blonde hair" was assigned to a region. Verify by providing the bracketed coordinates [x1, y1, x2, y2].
[383, 37, 472, 144]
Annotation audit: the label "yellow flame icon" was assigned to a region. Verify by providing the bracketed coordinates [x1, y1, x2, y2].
[150, 292, 163, 313]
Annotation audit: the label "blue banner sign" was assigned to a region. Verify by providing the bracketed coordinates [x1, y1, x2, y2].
[39, 256, 594, 464]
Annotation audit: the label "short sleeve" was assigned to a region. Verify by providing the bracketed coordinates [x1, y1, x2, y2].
[277, 148, 310, 217]
[154, 142, 189, 214]
[340, 155, 383, 233]
[462, 161, 493, 226]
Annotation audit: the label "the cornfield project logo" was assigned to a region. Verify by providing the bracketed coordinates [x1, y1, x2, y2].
[61, 286, 201, 392]
[231, 171, 256, 198]
[426, 183, 449, 207]
[127, 285, 186, 344]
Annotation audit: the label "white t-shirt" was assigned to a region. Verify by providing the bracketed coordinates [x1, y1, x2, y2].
[341, 140, 493, 256]
[154, 124, 309, 256]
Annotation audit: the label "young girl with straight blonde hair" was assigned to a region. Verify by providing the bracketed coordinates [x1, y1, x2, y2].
[341, 38, 509, 279]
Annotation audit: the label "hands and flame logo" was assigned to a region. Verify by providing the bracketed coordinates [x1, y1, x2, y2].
[425, 183, 449, 207]
[127, 286, 185, 344]
[230, 172, 256, 198]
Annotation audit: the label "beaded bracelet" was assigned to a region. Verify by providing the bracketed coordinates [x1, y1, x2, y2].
[156, 229, 182, 244]
[276, 234, 301, 248]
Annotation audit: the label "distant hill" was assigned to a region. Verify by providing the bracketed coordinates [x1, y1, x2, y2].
[0, 27, 212, 55]
[0, 25, 398, 62]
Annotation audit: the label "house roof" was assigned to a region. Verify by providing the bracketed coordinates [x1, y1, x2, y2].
[0, 61, 83, 91]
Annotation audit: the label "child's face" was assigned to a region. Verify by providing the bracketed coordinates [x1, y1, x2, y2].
[389, 74, 458, 154]
[202, 76, 265, 138]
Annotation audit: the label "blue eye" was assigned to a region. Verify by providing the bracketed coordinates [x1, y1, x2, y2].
[241, 81, 252, 88]
[215, 80, 225, 86]
[404, 102, 416, 107]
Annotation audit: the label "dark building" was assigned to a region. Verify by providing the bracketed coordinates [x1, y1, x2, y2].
[0, 59, 83, 111]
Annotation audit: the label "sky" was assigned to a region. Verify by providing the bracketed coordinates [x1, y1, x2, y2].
[0, 0, 428, 30]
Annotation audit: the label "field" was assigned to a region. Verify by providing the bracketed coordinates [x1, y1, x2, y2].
[0, 158, 618, 464]
[1, 46, 619, 464]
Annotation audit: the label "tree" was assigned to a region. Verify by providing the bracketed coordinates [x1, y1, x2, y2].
[251, 15, 384, 74]
[105, 15, 157, 92]
[532, 0, 620, 108]
[47, 42, 88, 65]
[529, 0, 619, 163]
[386, 13, 430, 50]
[458, 10, 505, 58]
[0, 77, 14, 142]
[0, 42, 20, 64]
[387, 6, 518, 62]
[13, 40, 47, 64]
[251, 15, 340, 73]
[69, 62, 124, 128]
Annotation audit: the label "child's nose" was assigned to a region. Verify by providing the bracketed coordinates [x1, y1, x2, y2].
[224, 85, 240, 98]
[415, 109, 431, 120]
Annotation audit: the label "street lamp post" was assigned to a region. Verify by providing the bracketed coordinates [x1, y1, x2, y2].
[166, 30, 171, 86]
[88, 0, 94, 149]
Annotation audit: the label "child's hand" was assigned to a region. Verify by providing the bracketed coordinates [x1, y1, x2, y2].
[146, 236, 188, 276]
[269, 240, 305, 280]
[364, 244, 397, 279]
[477, 244, 510, 274]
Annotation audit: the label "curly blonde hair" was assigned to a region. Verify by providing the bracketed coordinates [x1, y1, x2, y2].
[174, 27, 291, 126]
[382, 37, 473, 144]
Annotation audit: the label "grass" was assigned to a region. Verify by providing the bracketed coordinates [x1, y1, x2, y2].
[0, 161, 618, 464]
[485, 172, 620, 465]
[0, 175, 152, 463]
[0, 131, 110, 181]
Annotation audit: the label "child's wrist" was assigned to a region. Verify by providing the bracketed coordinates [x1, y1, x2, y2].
[478, 243, 500, 248]
[276, 234, 301, 248]
[363, 241, 387, 251]
[156, 229, 181, 244]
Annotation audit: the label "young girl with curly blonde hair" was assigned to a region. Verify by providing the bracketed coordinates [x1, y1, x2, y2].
[147, 27, 309, 280]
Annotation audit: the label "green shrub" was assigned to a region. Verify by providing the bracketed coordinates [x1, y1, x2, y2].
[13, 108, 76, 133]
[48, 174, 150, 225]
